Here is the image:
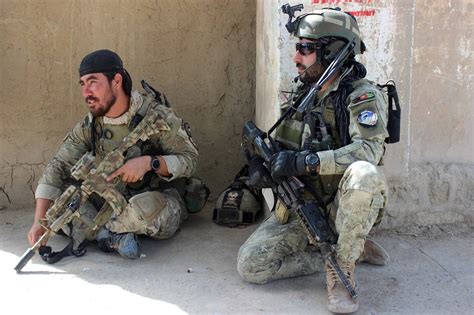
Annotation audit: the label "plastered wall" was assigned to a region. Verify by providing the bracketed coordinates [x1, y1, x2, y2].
[1, 0, 472, 228]
[256, 0, 473, 227]
[0, 0, 256, 208]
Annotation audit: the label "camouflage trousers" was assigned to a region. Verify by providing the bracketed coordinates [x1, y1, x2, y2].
[70, 188, 187, 246]
[237, 161, 387, 284]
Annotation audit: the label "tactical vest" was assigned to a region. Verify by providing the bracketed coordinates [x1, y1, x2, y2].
[275, 88, 343, 199]
[89, 91, 208, 212]
[89, 94, 159, 197]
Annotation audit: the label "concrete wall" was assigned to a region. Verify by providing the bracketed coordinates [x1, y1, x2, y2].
[0, 0, 256, 208]
[256, 0, 473, 227]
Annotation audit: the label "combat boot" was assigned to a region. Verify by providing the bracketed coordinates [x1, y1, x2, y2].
[326, 260, 358, 313]
[357, 239, 390, 266]
[97, 227, 140, 259]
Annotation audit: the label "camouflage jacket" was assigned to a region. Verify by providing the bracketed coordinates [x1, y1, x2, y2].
[276, 75, 389, 196]
[35, 91, 199, 200]
[315, 76, 389, 175]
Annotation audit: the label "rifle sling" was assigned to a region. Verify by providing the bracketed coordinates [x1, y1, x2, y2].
[39, 239, 86, 264]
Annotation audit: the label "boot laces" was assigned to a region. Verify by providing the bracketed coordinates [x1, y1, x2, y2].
[327, 261, 354, 288]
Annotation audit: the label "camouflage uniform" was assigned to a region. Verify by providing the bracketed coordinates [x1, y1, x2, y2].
[35, 90, 198, 241]
[237, 76, 388, 284]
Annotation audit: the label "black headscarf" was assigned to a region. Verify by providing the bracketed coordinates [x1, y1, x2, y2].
[79, 49, 124, 77]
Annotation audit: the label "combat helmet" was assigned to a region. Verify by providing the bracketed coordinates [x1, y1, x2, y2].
[293, 8, 365, 59]
[213, 167, 262, 227]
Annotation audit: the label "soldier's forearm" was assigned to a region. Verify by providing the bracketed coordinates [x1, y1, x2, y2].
[34, 198, 53, 223]
[317, 139, 384, 175]
[156, 155, 170, 177]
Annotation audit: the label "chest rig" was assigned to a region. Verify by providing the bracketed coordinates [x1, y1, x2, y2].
[275, 89, 340, 153]
[275, 89, 343, 198]
[89, 88, 162, 197]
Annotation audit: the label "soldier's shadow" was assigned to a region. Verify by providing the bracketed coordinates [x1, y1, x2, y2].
[5, 205, 398, 314]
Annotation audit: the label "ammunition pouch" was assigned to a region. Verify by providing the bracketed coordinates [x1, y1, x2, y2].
[274, 198, 290, 225]
[157, 176, 210, 214]
[183, 177, 210, 214]
[304, 134, 335, 152]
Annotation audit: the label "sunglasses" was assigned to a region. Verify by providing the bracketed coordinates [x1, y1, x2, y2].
[295, 42, 322, 56]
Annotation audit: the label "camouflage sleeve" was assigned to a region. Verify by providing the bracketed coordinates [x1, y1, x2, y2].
[151, 105, 199, 181]
[317, 84, 389, 175]
[35, 115, 92, 200]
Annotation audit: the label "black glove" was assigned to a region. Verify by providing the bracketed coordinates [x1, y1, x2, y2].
[270, 150, 299, 183]
[248, 156, 273, 189]
[270, 150, 320, 183]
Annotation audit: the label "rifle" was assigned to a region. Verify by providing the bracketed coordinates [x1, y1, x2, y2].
[15, 109, 170, 272]
[242, 121, 357, 299]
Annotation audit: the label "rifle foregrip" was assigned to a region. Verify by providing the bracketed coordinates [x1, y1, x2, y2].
[14, 248, 35, 273]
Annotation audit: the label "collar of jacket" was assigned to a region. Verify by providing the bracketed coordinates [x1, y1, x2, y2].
[101, 90, 142, 125]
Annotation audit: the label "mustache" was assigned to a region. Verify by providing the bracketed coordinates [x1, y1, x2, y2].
[296, 63, 306, 70]
[85, 96, 98, 103]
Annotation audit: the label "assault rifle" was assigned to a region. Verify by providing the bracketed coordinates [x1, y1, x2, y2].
[242, 121, 357, 299]
[15, 109, 169, 272]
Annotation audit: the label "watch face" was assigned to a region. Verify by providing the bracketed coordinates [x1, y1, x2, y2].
[306, 154, 318, 166]
[151, 157, 160, 171]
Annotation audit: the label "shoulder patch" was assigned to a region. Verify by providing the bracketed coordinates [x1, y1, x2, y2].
[357, 110, 378, 126]
[352, 92, 375, 105]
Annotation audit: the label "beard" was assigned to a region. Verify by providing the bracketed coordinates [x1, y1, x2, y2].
[86, 92, 116, 117]
[297, 62, 326, 84]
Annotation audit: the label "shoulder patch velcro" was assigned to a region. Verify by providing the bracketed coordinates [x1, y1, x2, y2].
[352, 92, 375, 104]
[357, 110, 378, 126]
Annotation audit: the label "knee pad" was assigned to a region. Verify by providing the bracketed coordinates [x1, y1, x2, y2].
[128, 191, 167, 224]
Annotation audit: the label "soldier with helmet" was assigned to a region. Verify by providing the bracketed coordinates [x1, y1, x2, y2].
[28, 49, 201, 260]
[237, 7, 391, 313]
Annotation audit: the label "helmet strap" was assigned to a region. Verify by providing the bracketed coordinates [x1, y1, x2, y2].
[316, 45, 325, 64]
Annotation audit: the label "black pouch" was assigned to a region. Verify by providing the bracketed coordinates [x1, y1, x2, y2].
[184, 177, 210, 214]
[378, 80, 401, 144]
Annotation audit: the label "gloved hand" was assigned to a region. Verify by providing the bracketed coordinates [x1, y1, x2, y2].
[270, 150, 298, 183]
[270, 150, 319, 183]
[248, 156, 273, 189]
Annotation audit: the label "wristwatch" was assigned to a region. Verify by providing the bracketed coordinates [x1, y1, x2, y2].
[305, 153, 319, 174]
[150, 156, 161, 172]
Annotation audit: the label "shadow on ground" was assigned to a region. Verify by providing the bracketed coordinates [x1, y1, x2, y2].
[1, 204, 472, 314]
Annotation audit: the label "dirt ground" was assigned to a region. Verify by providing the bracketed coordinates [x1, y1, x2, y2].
[1, 205, 472, 314]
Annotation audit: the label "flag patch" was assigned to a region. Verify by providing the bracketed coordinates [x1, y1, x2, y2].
[353, 92, 375, 104]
